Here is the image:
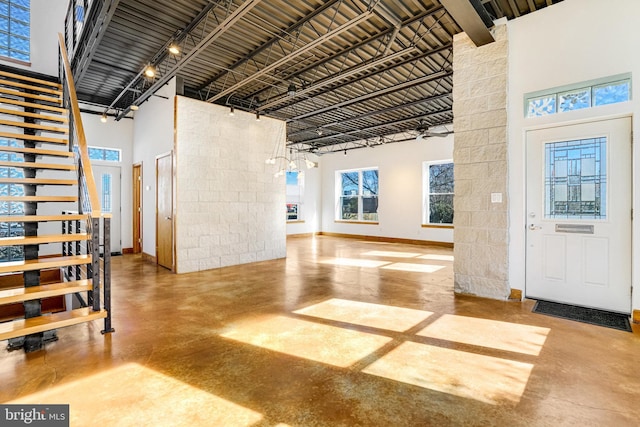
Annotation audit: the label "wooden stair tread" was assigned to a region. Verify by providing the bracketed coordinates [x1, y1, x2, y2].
[0, 195, 78, 202]
[0, 307, 107, 341]
[0, 160, 74, 170]
[0, 214, 87, 222]
[0, 97, 66, 114]
[0, 279, 92, 305]
[0, 87, 62, 105]
[0, 119, 68, 134]
[0, 145, 72, 157]
[0, 108, 68, 123]
[0, 79, 63, 96]
[0, 70, 62, 89]
[0, 233, 89, 246]
[0, 131, 68, 145]
[0, 255, 90, 274]
[0, 178, 76, 185]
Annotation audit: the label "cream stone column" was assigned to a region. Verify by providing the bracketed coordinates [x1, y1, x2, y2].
[452, 25, 510, 299]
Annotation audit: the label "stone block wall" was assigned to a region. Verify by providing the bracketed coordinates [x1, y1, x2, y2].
[174, 96, 287, 274]
[452, 25, 510, 299]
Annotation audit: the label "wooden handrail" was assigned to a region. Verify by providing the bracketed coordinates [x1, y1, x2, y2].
[57, 32, 101, 217]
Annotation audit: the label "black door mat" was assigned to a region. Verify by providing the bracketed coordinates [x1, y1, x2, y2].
[532, 300, 632, 332]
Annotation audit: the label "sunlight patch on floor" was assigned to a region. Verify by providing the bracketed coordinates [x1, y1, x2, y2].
[417, 314, 550, 356]
[319, 258, 391, 268]
[8, 363, 263, 427]
[221, 315, 392, 368]
[362, 342, 534, 405]
[294, 298, 433, 332]
[360, 250, 422, 258]
[381, 263, 445, 273]
[418, 254, 454, 262]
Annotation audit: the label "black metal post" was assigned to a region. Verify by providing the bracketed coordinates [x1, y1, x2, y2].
[90, 216, 100, 311]
[101, 216, 114, 334]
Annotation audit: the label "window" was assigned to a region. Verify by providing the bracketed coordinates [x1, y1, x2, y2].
[0, 138, 24, 262]
[101, 173, 112, 213]
[88, 146, 121, 162]
[337, 168, 378, 222]
[423, 161, 454, 225]
[0, 0, 30, 62]
[286, 171, 303, 221]
[525, 75, 631, 118]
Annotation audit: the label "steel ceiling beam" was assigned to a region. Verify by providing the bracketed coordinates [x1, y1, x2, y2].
[440, 0, 495, 46]
[115, 0, 263, 120]
[196, 0, 343, 93]
[287, 93, 451, 138]
[205, 11, 375, 103]
[288, 70, 452, 122]
[295, 108, 452, 145]
[264, 43, 451, 114]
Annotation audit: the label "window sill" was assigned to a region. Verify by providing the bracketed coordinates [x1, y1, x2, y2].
[0, 55, 31, 67]
[335, 220, 379, 225]
[422, 224, 454, 229]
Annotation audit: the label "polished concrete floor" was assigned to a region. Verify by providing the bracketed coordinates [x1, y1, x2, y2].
[1, 236, 639, 426]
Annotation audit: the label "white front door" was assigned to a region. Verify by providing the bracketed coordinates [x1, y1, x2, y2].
[92, 165, 122, 254]
[525, 117, 632, 313]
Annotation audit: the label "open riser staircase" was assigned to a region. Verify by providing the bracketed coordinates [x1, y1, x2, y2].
[0, 36, 113, 353]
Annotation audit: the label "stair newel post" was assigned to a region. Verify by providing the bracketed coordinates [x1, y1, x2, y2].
[101, 215, 113, 334]
[74, 218, 81, 279]
[89, 216, 100, 311]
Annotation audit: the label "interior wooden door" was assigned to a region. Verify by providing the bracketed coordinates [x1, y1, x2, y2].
[156, 153, 173, 270]
[133, 163, 142, 254]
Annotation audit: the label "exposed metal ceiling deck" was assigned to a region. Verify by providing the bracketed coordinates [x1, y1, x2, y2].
[70, 0, 562, 154]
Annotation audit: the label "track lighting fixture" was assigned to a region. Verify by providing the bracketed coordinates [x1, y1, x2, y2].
[130, 105, 139, 111]
[316, 128, 323, 136]
[168, 44, 180, 55]
[256, 111, 261, 121]
[229, 105, 235, 116]
[144, 66, 155, 78]
[344, 150, 347, 156]
[100, 113, 107, 123]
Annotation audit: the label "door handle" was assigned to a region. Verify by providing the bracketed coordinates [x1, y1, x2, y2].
[528, 224, 541, 231]
[165, 216, 172, 220]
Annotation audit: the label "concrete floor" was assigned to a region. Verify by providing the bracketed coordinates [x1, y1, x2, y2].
[1, 236, 639, 426]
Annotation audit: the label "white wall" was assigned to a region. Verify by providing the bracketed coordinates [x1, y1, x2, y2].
[174, 97, 287, 273]
[320, 135, 454, 243]
[506, 0, 640, 313]
[286, 153, 322, 235]
[81, 112, 134, 250]
[0, 0, 67, 77]
[132, 79, 176, 257]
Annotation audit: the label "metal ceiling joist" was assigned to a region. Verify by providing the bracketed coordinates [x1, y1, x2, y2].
[287, 93, 451, 138]
[264, 43, 451, 114]
[196, 0, 343, 93]
[296, 108, 452, 146]
[440, 0, 494, 46]
[72, 0, 121, 85]
[115, 0, 264, 120]
[206, 11, 375, 104]
[288, 70, 452, 122]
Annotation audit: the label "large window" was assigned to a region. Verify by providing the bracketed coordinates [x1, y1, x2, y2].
[423, 161, 454, 225]
[0, 0, 30, 62]
[337, 168, 378, 222]
[286, 171, 303, 221]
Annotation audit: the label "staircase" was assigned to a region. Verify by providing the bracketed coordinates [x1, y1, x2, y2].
[0, 35, 113, 353]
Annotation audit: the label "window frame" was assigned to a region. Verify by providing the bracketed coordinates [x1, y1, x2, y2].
[335, 167, 379, 223]
[422, 160, 454, 228]
[0, 0, 31, 64]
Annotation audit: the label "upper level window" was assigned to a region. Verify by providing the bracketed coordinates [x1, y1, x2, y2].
[526, 75, 631, 118]
[337, 168, 378, 222]
[0, 0, 30, 63]
[423, 161, 454, 225]
[88, 146, 121, 162]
